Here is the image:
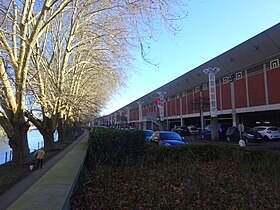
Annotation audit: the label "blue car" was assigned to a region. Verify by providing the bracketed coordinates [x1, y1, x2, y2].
[143, 129, 154, 141]
[201, 123, 231, 140]
[150, 131, 187, 146]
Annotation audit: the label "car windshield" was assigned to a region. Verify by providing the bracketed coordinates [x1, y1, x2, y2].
[267, 127, 279, 131]
[254, 127, 265, 131]
[160, 133, 182, 140]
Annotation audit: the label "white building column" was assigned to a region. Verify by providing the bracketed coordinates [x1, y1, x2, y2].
[126, 107, 130, 128]
[179, 93, 183, 126]
[230, 81, 237, 126]
[137, 101, 143, 129]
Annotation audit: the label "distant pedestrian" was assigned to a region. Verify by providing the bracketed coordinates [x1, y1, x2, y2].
[33, 147, 45, 169]
[74, 131, 78, 140]
[149, 131, 160, 142]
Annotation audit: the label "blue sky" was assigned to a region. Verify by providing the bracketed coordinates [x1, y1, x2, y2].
[102, 0, 280, 115]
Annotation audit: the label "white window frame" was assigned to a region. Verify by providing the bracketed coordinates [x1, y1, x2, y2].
[270, 59, 279, 69]
[236, 72, 242, 80]
[223, 77, 229, 84]
[202, 84, 207, 90]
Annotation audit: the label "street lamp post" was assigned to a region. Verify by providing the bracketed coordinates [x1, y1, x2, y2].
[157, 91, 166, 130]
[126, 107, 130, 128]
[137, 102, 143, 129]
[203, 67, 220, 141]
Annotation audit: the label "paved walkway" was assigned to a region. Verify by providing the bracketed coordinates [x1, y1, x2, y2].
[0, 130, 89, 210]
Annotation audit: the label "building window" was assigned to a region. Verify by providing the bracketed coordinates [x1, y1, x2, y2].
[195, 86, 200, 92]
[236, 72, 242, 80]
[223, 77, 229, 84]
[270, 59, 279, 69]
[202, 84, 207, 90]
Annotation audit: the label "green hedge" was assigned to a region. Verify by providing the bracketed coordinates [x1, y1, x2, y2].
[142, 144, 280, 176]
[87, 128, 280, 177]
[87, 128, 146, 168]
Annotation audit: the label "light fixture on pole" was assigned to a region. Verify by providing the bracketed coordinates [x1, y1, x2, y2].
[156, 91, 166, 130]
[156, 91, 166, 122]
[203, 67, 220, 140]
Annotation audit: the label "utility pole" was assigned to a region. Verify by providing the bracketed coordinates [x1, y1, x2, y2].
[203, 67, 220, 141]
[157, 91, 166, 130]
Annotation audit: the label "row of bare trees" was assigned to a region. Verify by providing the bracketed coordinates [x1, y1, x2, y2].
[0, 0, 186, 165]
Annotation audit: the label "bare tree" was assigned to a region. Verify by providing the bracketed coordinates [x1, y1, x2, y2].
[25, 0, 128, 150]
[0, 0, 73, 164]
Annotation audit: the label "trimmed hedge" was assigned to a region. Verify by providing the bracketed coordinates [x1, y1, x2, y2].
[87, 128, 280, 176]
[87, 128, 146, 168]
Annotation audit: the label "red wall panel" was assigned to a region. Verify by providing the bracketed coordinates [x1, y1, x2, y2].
[202, 89, 210, 112]
[187, 93, 193, 114]
[167, 100, 171, 116]
[142, 107, 147, 117]
[220, 83, 231, 109]
[234, 79, 247, 108]
[193, 92, 200, 113]
[176, 98, 180, 115]
[267, 67, 280, 104]
[182, 95, 187, 115]
[164, 101, 167, 117]
[248, 74, 265, 106]
[216, 86, 221, 110]
[130, 111, 136, 120]
[171, 99, 175, 116]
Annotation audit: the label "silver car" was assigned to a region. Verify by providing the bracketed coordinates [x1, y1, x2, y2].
[253, 126, 280, 141]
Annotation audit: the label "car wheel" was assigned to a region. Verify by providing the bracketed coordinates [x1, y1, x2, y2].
[244, 137, 249, 144]
[226, 136, 231, 141]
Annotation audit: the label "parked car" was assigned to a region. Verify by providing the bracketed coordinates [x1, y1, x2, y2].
[175, 126, 189, 136]
[253, 126, 280, 141]
[201, 123, 231, 140]
[175, 125, 200, 136]
[143, 129, 154, 141]
[149, 131, 187, 146]
[187, 125, 200, 135]
[226, 126, 263, 143]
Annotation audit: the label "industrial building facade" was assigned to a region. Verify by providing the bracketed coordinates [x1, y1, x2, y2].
[96, 23, 280, 130]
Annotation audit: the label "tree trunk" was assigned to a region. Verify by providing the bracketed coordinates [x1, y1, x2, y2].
[42, 128, 55, 151]
[58, 118, 67, 143]
[58, 118, 73, 143]
[37, 118, 56, 152]
[8, 122, 30, 165]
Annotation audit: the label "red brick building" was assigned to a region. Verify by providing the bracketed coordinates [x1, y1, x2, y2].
[97, 23, 280, 130]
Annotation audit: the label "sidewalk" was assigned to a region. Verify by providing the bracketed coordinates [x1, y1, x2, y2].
[0, 130, 89, 210]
